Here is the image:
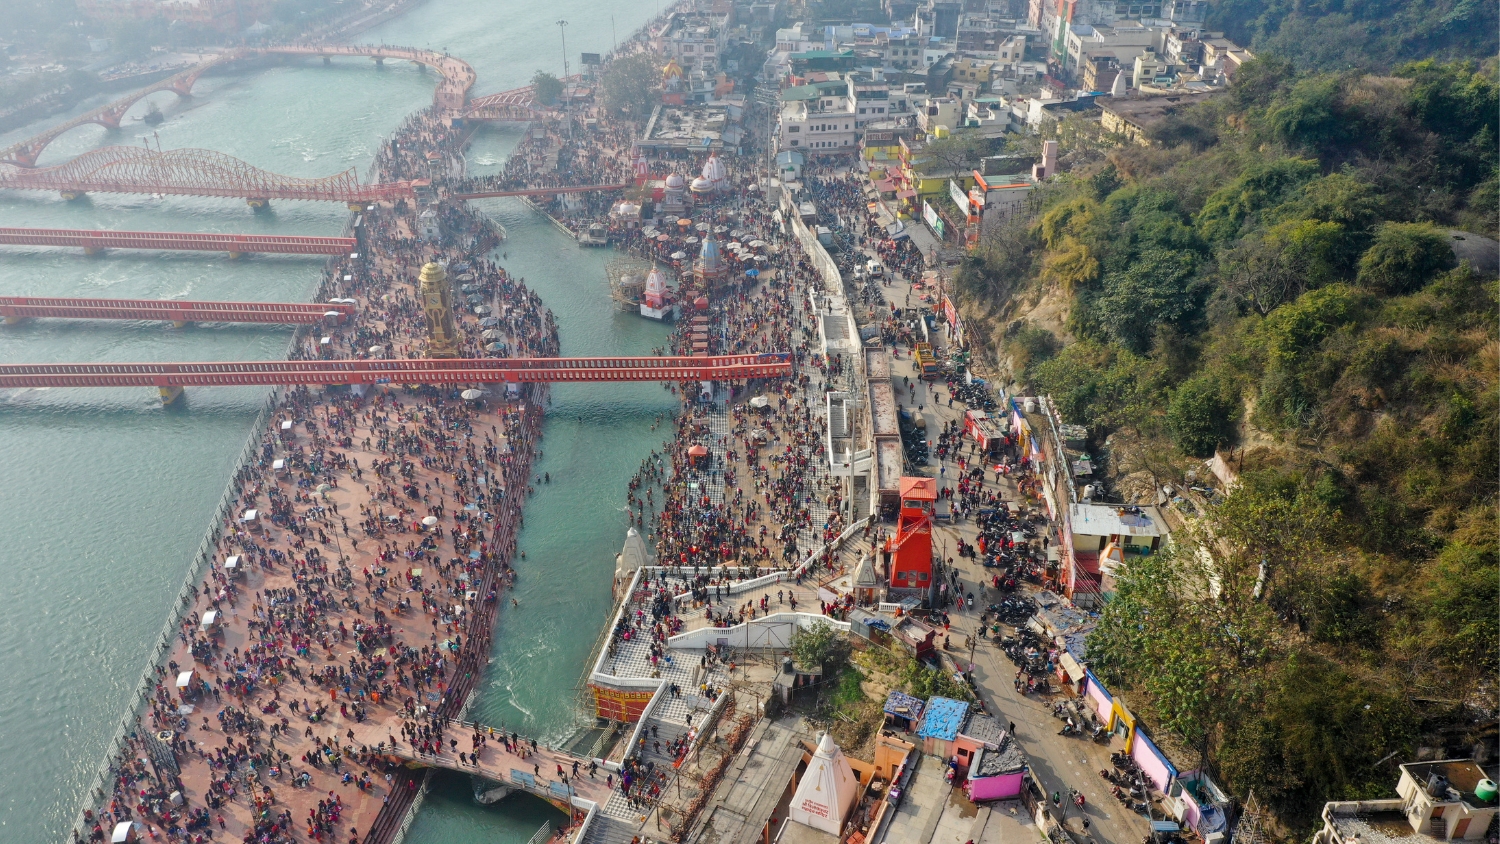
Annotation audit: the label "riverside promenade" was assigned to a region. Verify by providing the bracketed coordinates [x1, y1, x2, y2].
[72, 105, 563, 844]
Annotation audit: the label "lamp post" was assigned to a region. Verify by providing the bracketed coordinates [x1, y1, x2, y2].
[556, 19, 570, 137]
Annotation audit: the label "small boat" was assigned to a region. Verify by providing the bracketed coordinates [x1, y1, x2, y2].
[141, 104, 164, 125]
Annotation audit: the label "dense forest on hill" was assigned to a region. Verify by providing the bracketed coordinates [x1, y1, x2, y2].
[952, 57, 1498, 831]
[1209, 0, 1498, 72]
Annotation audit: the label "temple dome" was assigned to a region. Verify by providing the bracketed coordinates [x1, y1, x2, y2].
[701, 154, 729, 191]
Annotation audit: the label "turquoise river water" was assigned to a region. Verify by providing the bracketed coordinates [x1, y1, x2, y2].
[0, 0, 673, 839]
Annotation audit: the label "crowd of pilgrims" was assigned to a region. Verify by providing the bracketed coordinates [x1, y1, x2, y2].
[80, 97, 568, 844]
[446, 114, 634, 196]
[613, 190, 859, 578]
[77, 65, 973, 843]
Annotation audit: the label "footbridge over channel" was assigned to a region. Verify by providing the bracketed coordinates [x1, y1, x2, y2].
[344, 717, 611, 815]
[0, 354, 794, 403]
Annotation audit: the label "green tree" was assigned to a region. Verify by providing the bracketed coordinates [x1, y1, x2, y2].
[791, 620, 851, 673]
[600, 51, 662, 116]
[1413, 522, 1500, 689]
[1197, 158, 1320, 243]
[919, 130, 992, 174]
[1094, 248, 1203, 352]
[1167, 376, 1236, 457]
[531, 71, 563, 105]
[1356, 222, 1456, 295]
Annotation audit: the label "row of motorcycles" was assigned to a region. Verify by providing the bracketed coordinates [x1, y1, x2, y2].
[995, 625, 1054, 695]
[952, 380, 999, 412]
[1103, 752, 1153, 814]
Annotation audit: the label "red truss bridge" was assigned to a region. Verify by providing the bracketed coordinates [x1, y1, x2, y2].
[0, 297, 356, 326]
[0, 354, 793, 403]
[0, 227, 355, 256]
[0, 146, 422, 204]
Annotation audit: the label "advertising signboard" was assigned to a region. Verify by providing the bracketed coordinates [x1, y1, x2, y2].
[948, 179, 969, 214]
[923, 201, 945, 238]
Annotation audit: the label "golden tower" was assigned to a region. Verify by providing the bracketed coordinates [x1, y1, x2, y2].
[418, 261, 461, 358]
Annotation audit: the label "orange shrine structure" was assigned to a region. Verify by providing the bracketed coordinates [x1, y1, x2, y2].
[882, 477, 941, 605]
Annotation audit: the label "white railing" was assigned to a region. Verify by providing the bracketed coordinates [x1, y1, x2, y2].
[793, 515, 872, 578]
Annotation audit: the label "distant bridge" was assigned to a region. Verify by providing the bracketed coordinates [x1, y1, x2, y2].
[0, 46, 476, 169]
[0, 227, 355, 256]
[0, 146, 423, 204]
[0, 297, 355, 326]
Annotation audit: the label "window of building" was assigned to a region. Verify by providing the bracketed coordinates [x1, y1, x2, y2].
[790, 139, 799, 146]
[789, 126, 799, 132]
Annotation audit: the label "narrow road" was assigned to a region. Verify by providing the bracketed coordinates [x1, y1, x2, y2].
[834, 172, 1152, 844]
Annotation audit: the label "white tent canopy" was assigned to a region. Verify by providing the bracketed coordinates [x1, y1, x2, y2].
[788, 732, 859, 836]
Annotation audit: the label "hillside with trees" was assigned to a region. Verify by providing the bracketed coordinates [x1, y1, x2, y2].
[952, 58, 1497, 832]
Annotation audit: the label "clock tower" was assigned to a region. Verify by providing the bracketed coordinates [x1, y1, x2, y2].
[418, 261, 460, 358]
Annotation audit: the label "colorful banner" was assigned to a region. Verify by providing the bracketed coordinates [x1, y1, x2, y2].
[592, 685, 654, 721]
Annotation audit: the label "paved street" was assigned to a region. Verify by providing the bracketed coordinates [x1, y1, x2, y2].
[846, 205, 1151, 844]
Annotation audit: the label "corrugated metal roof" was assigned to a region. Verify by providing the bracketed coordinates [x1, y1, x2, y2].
[1069, 503, 1166, 537]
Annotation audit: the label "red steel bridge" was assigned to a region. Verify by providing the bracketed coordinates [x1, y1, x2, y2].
[0, 297, 355, 326]
[0, 227, 355, 256]
[0, 354, 792, 403]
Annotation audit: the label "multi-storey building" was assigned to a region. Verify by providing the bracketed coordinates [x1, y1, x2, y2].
[653, 10, 732, 73]
[779, 76, 859, 154]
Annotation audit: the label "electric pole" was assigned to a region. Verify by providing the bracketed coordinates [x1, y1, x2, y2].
[556, 20, 570, 137]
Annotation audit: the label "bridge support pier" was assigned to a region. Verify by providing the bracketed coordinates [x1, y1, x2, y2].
[246, 198, 270, 210]
[227, 251, 243, 260]
[84, 247, 103, 256]
[4, 315, 25, 325]
[158, 386, 184, 405]
[323, 56, 332, 65]
[61, 191, 85, 201]
[373, 57, 384, 67]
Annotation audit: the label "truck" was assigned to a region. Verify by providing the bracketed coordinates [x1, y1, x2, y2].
[913, 342, 940, 378]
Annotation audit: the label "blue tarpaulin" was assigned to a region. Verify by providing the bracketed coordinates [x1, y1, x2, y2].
[916, 696, 970, 741]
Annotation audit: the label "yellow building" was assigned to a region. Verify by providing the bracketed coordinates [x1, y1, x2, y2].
[952, 57, 998, 89]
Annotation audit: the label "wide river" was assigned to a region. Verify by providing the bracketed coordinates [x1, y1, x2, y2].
[0, 0, 675, 839]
